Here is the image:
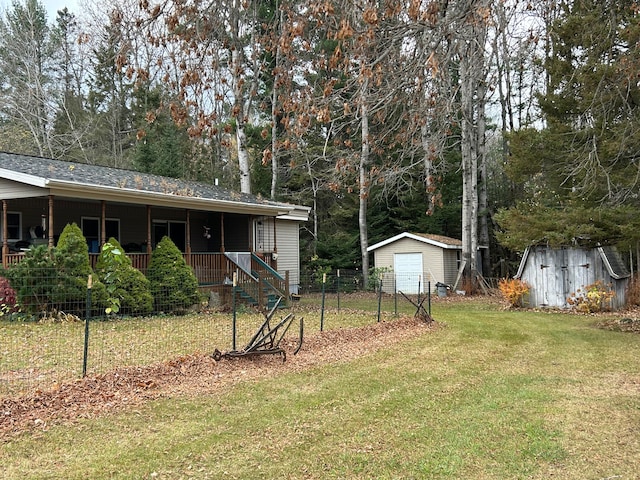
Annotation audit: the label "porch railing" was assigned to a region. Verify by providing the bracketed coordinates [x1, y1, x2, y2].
[2, 251, 286, 309]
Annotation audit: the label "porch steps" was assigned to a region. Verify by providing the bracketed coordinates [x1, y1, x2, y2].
[234, 287, 282, 310]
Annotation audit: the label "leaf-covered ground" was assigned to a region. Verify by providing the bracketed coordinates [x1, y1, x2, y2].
[1, 315, 435, 441]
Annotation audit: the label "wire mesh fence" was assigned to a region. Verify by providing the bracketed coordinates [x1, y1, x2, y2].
[1, 268, 437, 399]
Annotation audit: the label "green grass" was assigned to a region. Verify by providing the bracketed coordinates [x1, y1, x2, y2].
[0, 297, 403, 397]
[2, 298, 640, 479]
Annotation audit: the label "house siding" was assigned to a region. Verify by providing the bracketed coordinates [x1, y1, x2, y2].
[0, 179, 46, 200]
[442, 250, 460, 285]
[275, 219, 300, 294]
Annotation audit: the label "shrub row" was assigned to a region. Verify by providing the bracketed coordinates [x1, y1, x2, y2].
[0, 223, 200, 318]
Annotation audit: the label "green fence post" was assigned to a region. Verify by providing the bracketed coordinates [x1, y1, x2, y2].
[82, 275, 92, 378]
[337, 269, 341, 312]
[377, 273, 383, 322]
[232, 271, 237, 351]
[320, 273, 326, 331]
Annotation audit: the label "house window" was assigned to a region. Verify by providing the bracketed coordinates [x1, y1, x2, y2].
[105, 219, 120, 242]
[153, 220, 186, 251]
[1, 212, 22, 241]
[81, 217, 100, 252]
[254, 217, 273, 253]
[81, 217, 121, 253]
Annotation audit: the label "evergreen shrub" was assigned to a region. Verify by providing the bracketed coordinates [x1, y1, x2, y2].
[95, 238, 153, 316]
[146, 236, 200, 313]
[5, 245, 58, 315]
[52, 223, 106, 315]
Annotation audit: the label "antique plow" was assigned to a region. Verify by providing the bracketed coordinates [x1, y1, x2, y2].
[212, 297, 304, 362]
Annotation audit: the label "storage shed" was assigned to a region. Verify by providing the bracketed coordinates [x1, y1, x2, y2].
[515, 245, 630, 309]
[367, 233, 463, 294]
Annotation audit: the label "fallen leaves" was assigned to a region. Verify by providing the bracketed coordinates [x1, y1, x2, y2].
[1, 316, 435, 441]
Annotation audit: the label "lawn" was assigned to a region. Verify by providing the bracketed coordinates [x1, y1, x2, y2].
[2, 297, 639, 479]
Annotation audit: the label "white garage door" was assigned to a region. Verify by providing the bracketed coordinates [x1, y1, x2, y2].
[394, 252, 424, 294]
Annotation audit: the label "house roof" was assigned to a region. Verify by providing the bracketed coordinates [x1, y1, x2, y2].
[367, 232, 463, 252]
[0, 151, 307, 219]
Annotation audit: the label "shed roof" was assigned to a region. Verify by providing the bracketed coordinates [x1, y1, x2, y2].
[367, 232, 463, 252]
[0, 151, 308, 219]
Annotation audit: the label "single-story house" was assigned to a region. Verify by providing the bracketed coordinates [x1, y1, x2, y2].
[367, 232, 467, 294]
[0, 152, 310, 306]
[515, 245, 630, 309]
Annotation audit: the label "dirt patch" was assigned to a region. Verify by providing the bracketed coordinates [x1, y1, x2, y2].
[1, 316, 436, 441]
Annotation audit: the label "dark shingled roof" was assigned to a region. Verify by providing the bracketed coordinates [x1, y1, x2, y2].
[0, 151, 278, 207]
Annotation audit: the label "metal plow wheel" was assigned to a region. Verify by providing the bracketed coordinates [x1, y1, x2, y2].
[212, 297, 304, 362]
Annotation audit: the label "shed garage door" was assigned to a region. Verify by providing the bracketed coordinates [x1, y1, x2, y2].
[394, 252, 424, 294]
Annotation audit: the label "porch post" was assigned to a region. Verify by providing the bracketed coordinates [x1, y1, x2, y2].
[273, 216, 278, 254]
[48, 195, 54, 248]
[146, 206, 152, 254]
[185, 209, 191, 264]
[101, 200, 106, 246]
[220, 212, 225, 253]
[249, 215, 254, 252]
[2, 200, 8, 266]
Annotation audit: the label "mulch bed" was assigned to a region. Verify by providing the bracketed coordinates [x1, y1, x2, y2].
[1, 315, 436, 441]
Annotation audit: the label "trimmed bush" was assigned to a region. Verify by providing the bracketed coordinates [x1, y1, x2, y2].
[95, 238, 153, 316]
[5, 245, 57, 315]
[52, 223, 106, 315]
[146, 236, 200, 313]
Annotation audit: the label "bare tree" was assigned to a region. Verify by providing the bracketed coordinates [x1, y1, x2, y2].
[0, 0, 55, 157]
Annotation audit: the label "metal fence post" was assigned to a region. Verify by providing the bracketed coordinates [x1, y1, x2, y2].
[232, 271, 237, 351]
[377, 272, 383, 322]
[337, 269, 341, 312]
[82, 275, 92, 377]
[320, 273, 326, 331]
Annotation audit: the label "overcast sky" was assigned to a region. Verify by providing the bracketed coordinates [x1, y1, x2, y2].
[0, 0, 80, 21]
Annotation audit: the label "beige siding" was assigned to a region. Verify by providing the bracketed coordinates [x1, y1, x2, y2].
[442, 250, 460, 285]
[373, 238, 448, 292]
[275, 219, 301, 294]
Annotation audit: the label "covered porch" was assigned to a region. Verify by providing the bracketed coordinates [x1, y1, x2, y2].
[0, 153, 309, 309]
[1, 195, 290, 308]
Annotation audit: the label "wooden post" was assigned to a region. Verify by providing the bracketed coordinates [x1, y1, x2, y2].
[146, 206, 152, 254]
[185, 209, 191, 265]
[220, 212, 225, 253]
[48, 195, 54, 248]
[273, 216, 277, 254]
[2, 200, 8, 266]
[101, 200, 106, 247]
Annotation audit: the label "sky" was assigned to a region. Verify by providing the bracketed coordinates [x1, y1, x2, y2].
[0, 0, 80, 21]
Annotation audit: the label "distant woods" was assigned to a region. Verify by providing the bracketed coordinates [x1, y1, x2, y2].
[1, 0, 639, 279]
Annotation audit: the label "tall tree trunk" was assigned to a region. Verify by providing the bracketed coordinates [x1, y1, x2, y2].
[359, 79, 370, 284]
[232, 48, 252, 194]
[270, 7, 283, 200]
[457, 1, 489, 291]
[460, 52, 476, 286]
[477, 79, 490, 278]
